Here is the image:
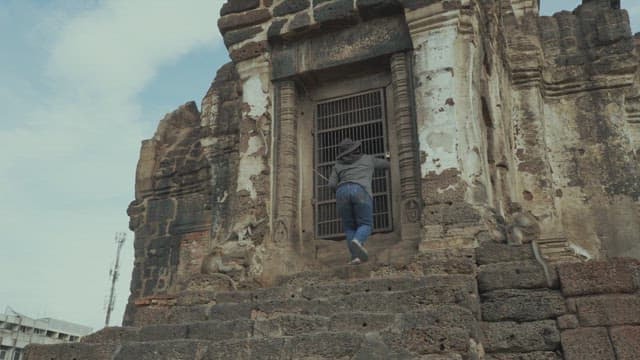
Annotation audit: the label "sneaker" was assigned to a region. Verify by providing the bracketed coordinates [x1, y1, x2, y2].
[348, 258, 362, 265]
[351, 239, 369, 262]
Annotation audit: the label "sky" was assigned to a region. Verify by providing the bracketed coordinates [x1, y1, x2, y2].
[0, 0, 638, 332]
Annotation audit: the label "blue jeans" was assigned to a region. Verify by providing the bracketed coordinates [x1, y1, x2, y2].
[336, 183, 373, 259]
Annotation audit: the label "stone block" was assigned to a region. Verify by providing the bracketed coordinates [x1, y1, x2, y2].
[485, 352, 561, 360]
[170, 195, 211, 233]
[330, 312, 396, 332]
[398, 306, 477, 329]
[218, 9, 271, 34]
[417, 249, 477, 275]
[566, 298, 577, 313]
[383, 325, 470, 355]
[223, 26, 262, 47]
[115, 340, 208, 360]
[273, 0, 309, 16]
[557, 258, 639, 296]
[556, 314, 579, 329]
[287, 332, 364, 358]
[481, 320, 560, 353]
[561, 327, 615, 360]
[146, 198, 175, 223]
[300, 275, 474, 301]
[204, 337, 286, 360]
[187, 319, 253, 341]
[229, 40, 268, 62]
[356, 0, 402, 20]
[80, 326, 139, 343]
[610, 326, 640, 360]
[137, 323, 188, 341]
[165, 304, 210, 324]
[313, 0, 356, 25]
[399, 0, 441, 10]
[478, 260, 553, 292]
[271, 15, 411, 79]
[220, 0, 260, 16]
[25, 343, 116, 360]
[575, 294, 640, 326]
[209, 302, 255, 321]
[481, 289, 567, 322]
[476, 242, 535, 265]
[267, 19, 288, 39]
[254, 314, 329, 336]
[289, 12, 311, 33]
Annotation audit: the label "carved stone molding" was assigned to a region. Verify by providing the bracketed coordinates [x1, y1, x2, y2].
[390, 53, 422, 241]
[274, 80, 298, 244]
[405, 1, 477, 39]
[390, 53, 419, 202]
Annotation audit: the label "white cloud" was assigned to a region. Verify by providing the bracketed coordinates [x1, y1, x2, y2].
[0, 0, 224, 329]
[49, 0, 221, 98]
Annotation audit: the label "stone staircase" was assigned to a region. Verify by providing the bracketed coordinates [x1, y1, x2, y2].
[26, 240, 603, 360]
[26, 256, 483, 360]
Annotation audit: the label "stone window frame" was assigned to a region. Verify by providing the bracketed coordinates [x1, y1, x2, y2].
[272, 52, 422, 255]
[297, 70, 401, 244]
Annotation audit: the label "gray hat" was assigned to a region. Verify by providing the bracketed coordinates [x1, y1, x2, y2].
[337, 138, 361, 159]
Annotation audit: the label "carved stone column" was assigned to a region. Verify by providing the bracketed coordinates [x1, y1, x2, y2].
[406, 2, 489, 249]
[390, 52, 422, 243]
[274, 80, 298, 245]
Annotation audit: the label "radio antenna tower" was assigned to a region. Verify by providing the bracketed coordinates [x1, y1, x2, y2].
[105, 232, 126, 327]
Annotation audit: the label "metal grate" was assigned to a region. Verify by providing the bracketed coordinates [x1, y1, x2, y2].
[314, 89, 393, 239]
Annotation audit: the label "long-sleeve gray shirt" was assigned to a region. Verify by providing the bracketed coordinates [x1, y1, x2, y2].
[328, 154, 390, 198]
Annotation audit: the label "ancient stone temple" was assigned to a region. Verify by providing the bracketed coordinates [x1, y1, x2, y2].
[27, 0, 640, 359]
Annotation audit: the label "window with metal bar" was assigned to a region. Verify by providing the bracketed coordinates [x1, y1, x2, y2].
[314, 89, 392, 239]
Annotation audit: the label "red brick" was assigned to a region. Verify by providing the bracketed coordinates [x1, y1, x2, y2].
[561, 328, 615, 360]
[610, 326, 640, 360]
[576, 294, 640, 326]
[557, 259, 639, 296]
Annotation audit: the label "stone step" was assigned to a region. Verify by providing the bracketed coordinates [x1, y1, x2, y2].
[215, 274, 476, 304]
[84, 306, 478, 345]
[209, 283, 479, 323]
[29, 327, 473, 360]
[129, 274, 478, 325]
